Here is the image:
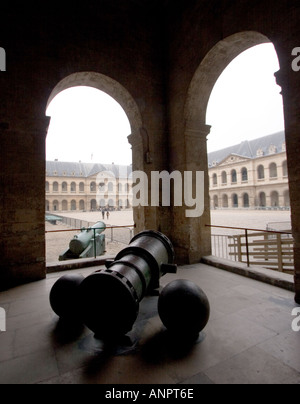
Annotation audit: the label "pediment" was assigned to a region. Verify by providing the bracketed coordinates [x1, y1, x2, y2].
[218, 154, 251, 167]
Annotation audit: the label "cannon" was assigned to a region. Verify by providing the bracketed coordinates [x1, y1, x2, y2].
[79, 230, 178, 338]
[59, 221, 106, 261]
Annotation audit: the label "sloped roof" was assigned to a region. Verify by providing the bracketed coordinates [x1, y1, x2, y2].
[46, 161, 132, 179]
[208, 131, 286, 168]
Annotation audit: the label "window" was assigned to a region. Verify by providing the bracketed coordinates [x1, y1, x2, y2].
[79, 182, 85, 192]
[221, 171, 227, 185]
[259, 192, 266, 208]
[90, 182, 96, 192]
[243, 193, 250, 208]
[222, 194, 229, 208]
[108, 182, 114, 192]
[257, 165, 265, 180]
[282, 160, 288, 177]
[53, 182, 59, 192]
[269, 163, 278, 178]
[213, 173, 218, 186]
[71, 182, 76, 192]
[271, 191, 279, 207]
[231, 170, 237, 184]
[46, 182, 50, 192]
[62, 182, 68, 192]
[241, 168, 248, 182]
[232, 194, 238, 208]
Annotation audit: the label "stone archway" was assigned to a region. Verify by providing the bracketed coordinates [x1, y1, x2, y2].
[46, 71, 145, 232]
[181, 31, 273, 262]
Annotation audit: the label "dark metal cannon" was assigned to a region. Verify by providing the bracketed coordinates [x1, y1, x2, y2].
[59, 221, 106, 261]
[79, 230, 177, 338]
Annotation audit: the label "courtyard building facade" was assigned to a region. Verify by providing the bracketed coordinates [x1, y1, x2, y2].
[208, 132, 290, 210]
[46, 161, 133, 212]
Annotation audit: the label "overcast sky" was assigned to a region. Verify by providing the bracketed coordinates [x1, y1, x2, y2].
[46, 43, 284, 165]
[206, 43, 284, 152]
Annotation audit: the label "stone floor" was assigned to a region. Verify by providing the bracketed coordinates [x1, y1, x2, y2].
[0, 263, 299, 384]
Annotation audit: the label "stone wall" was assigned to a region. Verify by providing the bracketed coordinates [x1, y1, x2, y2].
[1, 0, 300, 302]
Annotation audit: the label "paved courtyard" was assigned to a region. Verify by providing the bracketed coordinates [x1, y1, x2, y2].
[46, 209, 292, 263]
[0, 263, 299, 384]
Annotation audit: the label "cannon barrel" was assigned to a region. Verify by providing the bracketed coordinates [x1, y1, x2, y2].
[79, 230, 177, 338]
[69, 221, 106, 255]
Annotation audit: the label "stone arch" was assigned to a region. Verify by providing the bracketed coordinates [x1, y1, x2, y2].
[46, 72, 143, 136]
[181, 31, 274, 261]
[46, 71, 144, 233]
[184, 31, 271, 125]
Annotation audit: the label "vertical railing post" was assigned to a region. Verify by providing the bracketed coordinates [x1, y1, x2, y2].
[245, 229, 250, 267]
[93, 228, 97, 259]
[277, 233, 283, 272]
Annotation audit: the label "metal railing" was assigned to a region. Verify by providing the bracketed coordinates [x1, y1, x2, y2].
[207, 224, 294, 274]
[46, 224, 135, 262]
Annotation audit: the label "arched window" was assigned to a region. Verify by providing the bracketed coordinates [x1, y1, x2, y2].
[221, 171, 227, 185]
[91, 199, 97, 211]
[108, 182, 114, 192]
[62, 182, 68, 192]
[243, 193, 250, 208]
[118, 183, 123, 193]
[79, 200, 85, 211]
[79, 182, 85, 192]
[259, 192, 266, 208]
[269, 163, 278, 178]
[232, 194, 238, 208]
[213, 195, 219, 208]
[71, 182, 76, 192]
[271, 191, 279, 207]
[231, 170, 237, 184]
[222, 194, 229, 208]
[53, 182, 59, 192]
[53, 200, 59, 211]
[282, 160, 288, 177]
[99, 182, 106, 192]
[257, 165, 265, 180]
[46, 182, 50, 192]
[71, 200, 76, 211]
[284, 190, 290, 208]
[241, 168, 248, 182]
[213, 174, 218, 186]
[90, 182, 96, 192]
[62, 200, 68, 211]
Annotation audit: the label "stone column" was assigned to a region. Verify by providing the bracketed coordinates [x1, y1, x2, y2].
[0, 116, 50, 290]
[276, 65, 300, 304]
[172, 122, 212, 264]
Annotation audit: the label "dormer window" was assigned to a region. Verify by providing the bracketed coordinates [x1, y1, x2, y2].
[257, 148, 264, 157]
[269, 145, 277, 155]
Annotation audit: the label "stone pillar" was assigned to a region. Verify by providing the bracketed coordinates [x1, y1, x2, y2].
[276, 65, 300, 304]
[172, 122, 212, 264]
[0, 117, 50, 290]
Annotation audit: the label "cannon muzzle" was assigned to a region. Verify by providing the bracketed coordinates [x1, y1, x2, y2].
[69, 221, 106, 255]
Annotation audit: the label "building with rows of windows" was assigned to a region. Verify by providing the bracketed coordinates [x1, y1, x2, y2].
[46, 132, 289, 213]
[208, 131, 290, 210]
[46, 161, 133, 212]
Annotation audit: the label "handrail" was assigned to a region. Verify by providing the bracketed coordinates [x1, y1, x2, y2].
[207, 224, 294, 269]
[46, 224, 136, 234]
[205, 224, 292, 236]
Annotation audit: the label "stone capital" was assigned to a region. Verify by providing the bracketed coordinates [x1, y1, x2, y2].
[185, 123, 211, 141]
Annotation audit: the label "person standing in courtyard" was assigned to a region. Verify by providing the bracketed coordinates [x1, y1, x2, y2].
[106, 210, 110, 221]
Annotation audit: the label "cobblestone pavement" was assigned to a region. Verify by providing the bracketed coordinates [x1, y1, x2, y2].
[46, 209, 291, 263]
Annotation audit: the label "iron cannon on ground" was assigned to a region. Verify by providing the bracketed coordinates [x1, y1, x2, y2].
[59, 221, 106, 261]
[79, 230, 178, 337]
